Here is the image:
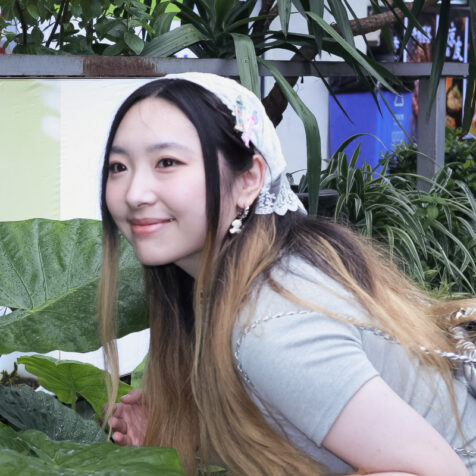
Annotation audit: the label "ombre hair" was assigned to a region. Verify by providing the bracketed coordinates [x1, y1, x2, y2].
[99, 79, 475, 475]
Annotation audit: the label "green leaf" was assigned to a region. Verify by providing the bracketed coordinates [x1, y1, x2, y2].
[363, 209, 373, 237]
[0, 428, 185, 475]
[462, 40, 476, 134]
[259, 58, 321, 215]
[171, 0, 212, 37]
[348, 143, 361, 169]
[332, 133, 375, 159]
[291, 0, 305, 16]
[398, 0, 426, 58]
[152, 11, 176, 36]
[79, 0, 103, 20]
[328, 0, 354, 47]
[214, 0, 235, 30]
[277, 0, 291, 37]
[95, 18, 127, 39]
[0, 0, 17, 20]
[18, 355, 131, 417]
[142, 24, 205, 56]
[103, 42, 127, 56]
[0, 219, 147, 354]
[0, 385, 107, 443]
[427, 0, 451, 115]
[469, 0, 476, 72]
[308, 0, 324, 53]
[231, 33, 260, 98]
[131, 355, 147, 389]
[0, 425, 29, 453]
[31, 26, 44, 44]
[463, 1, 476, 111]
[306, 11, 397, 94]
[26, 2, 39, 20]
[124, 31, 145, 54]
[226, 0, 257, 28]
[426, 205, 439, 220]
[36, 1, 51, 21]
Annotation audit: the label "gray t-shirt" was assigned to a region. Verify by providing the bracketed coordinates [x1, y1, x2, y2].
[233, 256, 476, 474]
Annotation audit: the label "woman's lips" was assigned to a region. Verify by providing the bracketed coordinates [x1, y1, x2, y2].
[130, 218, 174, 236]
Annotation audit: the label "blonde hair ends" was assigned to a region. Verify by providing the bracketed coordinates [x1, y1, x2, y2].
[98, 213, 475, 475]
[98, 230, 120, 427]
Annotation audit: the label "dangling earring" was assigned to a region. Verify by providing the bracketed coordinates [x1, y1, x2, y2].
[229, 206, 250, 234]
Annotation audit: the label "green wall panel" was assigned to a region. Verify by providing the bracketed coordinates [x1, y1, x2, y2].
[0, 79, 60, 220]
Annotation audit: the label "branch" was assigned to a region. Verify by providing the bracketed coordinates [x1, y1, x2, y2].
[262, 0, 439, 126]
[59, 0, 69, 49]
[340, 0, 439, 37]
[46, 0, 68, 48]
[14, 0, 28, 47]
[262, 44, 317, 126]
[251, 0, 277, 37]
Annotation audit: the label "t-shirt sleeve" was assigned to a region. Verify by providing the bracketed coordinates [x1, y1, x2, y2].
[235, 311, 379, 446]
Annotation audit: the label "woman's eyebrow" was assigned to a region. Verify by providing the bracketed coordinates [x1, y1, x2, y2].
[145, 142, 192, 153]
[110, 144, 127, 155]
[110, 142, 192, 155]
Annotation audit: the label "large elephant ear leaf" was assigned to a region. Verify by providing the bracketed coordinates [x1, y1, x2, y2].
[0, 384, 107, 443]
[17, 355, 131, 417]
[0, 218, 147, 354]
[0, 428, 186, 475]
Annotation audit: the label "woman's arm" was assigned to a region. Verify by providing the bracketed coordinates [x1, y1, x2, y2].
[323, 376, 469, 476]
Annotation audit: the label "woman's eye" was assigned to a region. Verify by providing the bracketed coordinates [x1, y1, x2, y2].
[109, 162, 126, 174]
[157, 158, 179, 168]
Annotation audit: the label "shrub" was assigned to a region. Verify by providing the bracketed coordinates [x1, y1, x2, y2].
[381, 128, 476, 196]
[301, 142, 476, 296]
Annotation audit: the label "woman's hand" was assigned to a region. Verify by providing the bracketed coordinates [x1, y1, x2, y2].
[108, 389, 147, 446]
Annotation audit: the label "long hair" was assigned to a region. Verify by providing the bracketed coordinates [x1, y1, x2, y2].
[99, 79, 475, 475]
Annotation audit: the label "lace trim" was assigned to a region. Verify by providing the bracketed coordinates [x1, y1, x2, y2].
[454, 447, 476, 457]
[234, 309, 316, 385]
[256, 178, 306, 215]
[164, 73, 306, 216]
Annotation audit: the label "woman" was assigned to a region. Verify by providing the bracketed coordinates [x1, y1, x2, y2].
[100, 73, 476, 475]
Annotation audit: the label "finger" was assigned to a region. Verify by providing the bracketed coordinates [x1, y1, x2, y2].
[120, 388, 143, 404]
[103, 401, 118, 417]
[109, 416, 127, 435]
[112, 431, 127, 445]
[111, 403, 123, 418]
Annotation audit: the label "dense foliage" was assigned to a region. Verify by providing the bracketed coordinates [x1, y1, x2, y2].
[382, 128, 476, 197]
[1, 0, 475, 215]
[0, 219, 182, 474]
[0, 219, 147, 354]
[291, 137, 476, 296]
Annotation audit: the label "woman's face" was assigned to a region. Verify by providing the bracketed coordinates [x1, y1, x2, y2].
[106, 97, 237, 277]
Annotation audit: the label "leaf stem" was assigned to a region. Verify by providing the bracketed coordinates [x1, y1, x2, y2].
[46, 0, 69, 48]
[14, 0, 28, 47]
[59, 0, 69, 49]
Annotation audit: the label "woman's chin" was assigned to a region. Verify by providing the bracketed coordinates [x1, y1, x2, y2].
[134, 252, 170, 267]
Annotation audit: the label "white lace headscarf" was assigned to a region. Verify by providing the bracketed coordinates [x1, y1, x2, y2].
[164, 72, 306, 215]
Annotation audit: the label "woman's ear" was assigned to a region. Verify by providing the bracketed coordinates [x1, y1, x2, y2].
[236, 154, 266, 208]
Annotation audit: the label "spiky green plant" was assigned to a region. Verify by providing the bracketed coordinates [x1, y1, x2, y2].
[313, 147, 476, 296]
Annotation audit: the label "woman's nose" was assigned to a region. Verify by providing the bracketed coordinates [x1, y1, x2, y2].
[125, 172, 157, 208]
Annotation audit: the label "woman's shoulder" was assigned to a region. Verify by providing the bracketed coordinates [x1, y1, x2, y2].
[232, 255, 381, 447]
[232, 254, 374, 382]
[238, 254, 370, 330]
